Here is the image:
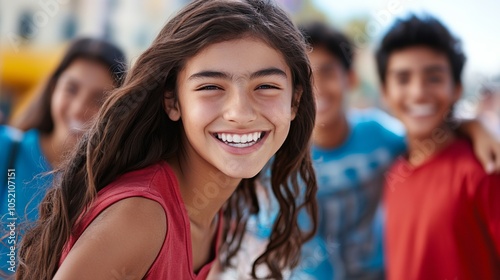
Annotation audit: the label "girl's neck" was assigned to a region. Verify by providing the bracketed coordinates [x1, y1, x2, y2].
[312, 114, 350, 149]
[406, 127, 457, 167]
[168, 156, 240, 230]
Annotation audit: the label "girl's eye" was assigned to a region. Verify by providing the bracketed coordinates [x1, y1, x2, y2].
[256, 84, 279, 90]
[65, 84, 78, 95]
[197, 85, 222, 91]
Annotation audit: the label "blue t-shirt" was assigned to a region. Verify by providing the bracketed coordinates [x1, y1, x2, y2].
[0, 126, 52, 276]
[250, 109, 406, 280]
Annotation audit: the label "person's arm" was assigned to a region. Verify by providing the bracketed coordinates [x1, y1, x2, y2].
[458, 120, 500, 174]
[53, 197, 167, 280]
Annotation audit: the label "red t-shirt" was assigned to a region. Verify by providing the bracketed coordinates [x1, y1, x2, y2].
[384, 138, 500, 280]
[59, 161, 222, 279]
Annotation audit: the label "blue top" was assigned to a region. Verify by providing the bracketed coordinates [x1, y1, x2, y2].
[249, 108, 406, 280]
[0, 126, 52, 276]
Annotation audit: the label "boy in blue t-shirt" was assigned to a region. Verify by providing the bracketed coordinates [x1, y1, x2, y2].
[287, 22, 405, 279]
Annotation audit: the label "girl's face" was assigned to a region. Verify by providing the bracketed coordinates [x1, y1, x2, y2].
[51, 58, 115, 146]
[166, 37, 297, 179]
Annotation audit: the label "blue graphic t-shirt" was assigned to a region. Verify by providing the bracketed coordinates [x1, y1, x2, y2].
[249, 109, 406, 280]
[0, 126, 52, 276]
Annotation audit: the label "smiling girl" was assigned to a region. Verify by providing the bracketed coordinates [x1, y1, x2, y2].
[16, 1, 318, 279]
[0, 37, 125, 277]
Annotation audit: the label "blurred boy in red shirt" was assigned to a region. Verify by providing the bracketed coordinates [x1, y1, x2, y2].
[377, 14, 500, 280]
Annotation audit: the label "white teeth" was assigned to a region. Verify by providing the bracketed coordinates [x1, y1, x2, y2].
[216, 132, 263, 145]
[228, 143, 252, 148]
[408, 104, 436, 117]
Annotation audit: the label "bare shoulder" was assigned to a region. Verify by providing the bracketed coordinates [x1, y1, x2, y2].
[54, 197, 167, 280]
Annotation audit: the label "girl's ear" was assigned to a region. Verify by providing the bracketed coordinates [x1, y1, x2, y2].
[164, 92, 181, 121]
[291, 87, 303, 120]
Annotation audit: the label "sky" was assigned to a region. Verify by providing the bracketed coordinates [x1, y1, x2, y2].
[311, 0, 500, 78]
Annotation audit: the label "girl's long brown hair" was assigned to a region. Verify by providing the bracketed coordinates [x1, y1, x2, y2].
[17, 0, 318, 279]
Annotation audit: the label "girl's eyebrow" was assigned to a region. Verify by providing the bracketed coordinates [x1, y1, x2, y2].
[250, 67, 287, 79]
[61, 75, 81, 86]
[188, 67, 287, 81]
[188, 70, 230, 81]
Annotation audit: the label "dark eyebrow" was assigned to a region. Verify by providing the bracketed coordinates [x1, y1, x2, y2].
[250, 67, 287, 79]
[188, 71, 231, 81]
[423, 65, 448, 74]
[390, 64, 448, 75]
[188, 67, 287, 81]
[389, 69, 410, 76]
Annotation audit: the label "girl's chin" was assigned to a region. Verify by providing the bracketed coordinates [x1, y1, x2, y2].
[219, 166, 262, 180]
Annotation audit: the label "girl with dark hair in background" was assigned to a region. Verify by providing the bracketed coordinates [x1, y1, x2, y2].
[0, 37, 126, 277]
[16, 0, 318, 279]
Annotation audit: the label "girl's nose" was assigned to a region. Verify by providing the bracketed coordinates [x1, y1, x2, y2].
[222, 90, 257, 124]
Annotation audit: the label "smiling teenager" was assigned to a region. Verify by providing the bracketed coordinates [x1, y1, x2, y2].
[0, 38, 126, 278]
[378, 14, 500, 280]
[15, 1, 318, 280]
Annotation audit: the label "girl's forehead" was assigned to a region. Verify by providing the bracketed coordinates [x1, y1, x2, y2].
[200, 35, 274, 53]
[187, 37, 288, 68]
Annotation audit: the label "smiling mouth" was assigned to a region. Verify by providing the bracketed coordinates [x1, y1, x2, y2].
[406, 104, 437, 117]
[214, 131, 266, 147]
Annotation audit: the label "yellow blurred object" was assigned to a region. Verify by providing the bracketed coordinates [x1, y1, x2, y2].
[0, 45, 65, 120]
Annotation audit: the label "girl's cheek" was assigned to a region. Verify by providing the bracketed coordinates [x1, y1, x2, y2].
[188, 103, 218, 120]
[51, 90, 67, 118]
[266, 98, 294, 119]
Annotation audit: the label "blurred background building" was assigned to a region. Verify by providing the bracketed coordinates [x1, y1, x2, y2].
[1, 0, 499, 131]
[0, 0, 192, 122]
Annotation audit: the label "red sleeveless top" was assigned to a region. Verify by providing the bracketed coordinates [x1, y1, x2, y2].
[59, 161, 222, 279]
